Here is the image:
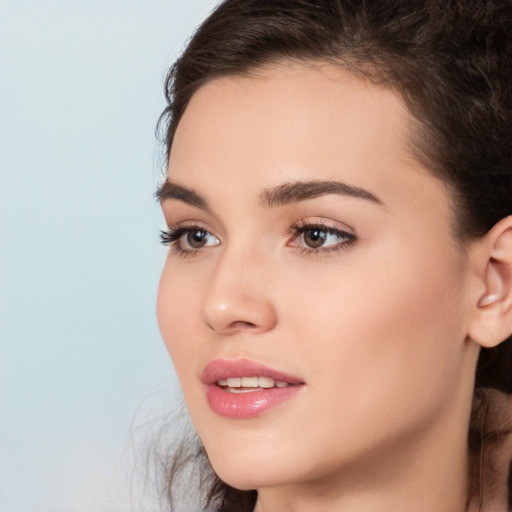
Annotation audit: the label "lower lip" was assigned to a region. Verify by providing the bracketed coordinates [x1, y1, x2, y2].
[205, 384, 303, 418]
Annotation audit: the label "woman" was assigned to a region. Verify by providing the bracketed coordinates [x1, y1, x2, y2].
[155, 1, 512, 510]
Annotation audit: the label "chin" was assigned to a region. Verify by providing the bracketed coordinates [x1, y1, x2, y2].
[203, 441, 293, 490]
[211, 462, 283, 491]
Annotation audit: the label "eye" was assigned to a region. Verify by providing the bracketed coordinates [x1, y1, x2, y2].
[302, 227, 331, 248]
[182, 228, 217, 249]
[289, 222, 356, 254]
[160, 225, 220, 255]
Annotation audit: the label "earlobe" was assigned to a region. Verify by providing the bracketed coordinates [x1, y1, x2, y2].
[468, 216, 512, 348]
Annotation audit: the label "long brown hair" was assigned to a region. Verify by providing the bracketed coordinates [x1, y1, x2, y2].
[157, 1, 512, 510]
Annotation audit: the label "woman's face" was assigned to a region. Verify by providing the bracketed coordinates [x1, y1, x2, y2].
[157, 63, 478, 492]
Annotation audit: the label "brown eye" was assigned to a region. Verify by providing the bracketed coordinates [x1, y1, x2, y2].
[288, 222, 357, 254]
[186, 229, 209, 249]
[160, 225, 220, 254]
[303, 228, 327, 248]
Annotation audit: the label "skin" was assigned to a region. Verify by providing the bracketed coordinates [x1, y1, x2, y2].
[157, 63, 509, 511]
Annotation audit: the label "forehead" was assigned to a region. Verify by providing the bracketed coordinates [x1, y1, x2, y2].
[170, 62, 416, 177]
[168, 62, 452, 230]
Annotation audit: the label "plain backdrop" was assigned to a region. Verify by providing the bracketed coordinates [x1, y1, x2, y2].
[0, 1, 220, 510]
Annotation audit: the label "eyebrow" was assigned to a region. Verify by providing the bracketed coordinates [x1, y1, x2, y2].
[156, 179, 382, 210]
[260, 180, 383, 207]
[156, 180, 211, 212]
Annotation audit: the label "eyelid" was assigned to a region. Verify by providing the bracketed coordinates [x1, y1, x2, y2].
[165, 219, 215, 233]
[291, 217, 355, 234]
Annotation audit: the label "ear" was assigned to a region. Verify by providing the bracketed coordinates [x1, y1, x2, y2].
[468, 216, 512, 348]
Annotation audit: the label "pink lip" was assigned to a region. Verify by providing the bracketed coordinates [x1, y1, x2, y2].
[202, 359, 305, 419]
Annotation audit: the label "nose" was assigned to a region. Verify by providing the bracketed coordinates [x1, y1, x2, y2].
[200, 249, 278, 335]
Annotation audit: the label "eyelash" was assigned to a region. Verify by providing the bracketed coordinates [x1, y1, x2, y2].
[159, 222, 357, 257]
[159, 226, 191, 245]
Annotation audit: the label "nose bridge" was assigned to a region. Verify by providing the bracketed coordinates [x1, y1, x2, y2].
[200, 239, 277, 334]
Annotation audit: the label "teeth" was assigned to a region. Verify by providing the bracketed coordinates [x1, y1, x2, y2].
[258, 376, 275, 388]
[241, 376, 259, 387]
[216, 376, 291, 389]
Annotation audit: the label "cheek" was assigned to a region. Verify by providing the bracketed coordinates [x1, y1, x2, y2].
[156, 266, 201, 381]
[285, 241, 468, 423]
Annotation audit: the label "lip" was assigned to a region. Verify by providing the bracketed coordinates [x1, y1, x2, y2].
[201, 358, 303, 385]
[202, 358, 305, 418]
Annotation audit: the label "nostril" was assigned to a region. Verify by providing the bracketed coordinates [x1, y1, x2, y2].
[229, 320, 258, 330]
[205, 320, 257, 332]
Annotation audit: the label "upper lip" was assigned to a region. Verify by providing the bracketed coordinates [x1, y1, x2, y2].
[201, 358, 304, 385]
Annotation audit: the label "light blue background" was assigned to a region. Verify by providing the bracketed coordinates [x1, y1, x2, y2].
[0, 1, 219, 510]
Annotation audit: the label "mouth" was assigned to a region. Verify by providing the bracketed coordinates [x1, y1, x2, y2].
[201, 359, 305, 418]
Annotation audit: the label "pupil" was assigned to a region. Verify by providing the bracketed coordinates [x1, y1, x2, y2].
[310, 229, 321, 241]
